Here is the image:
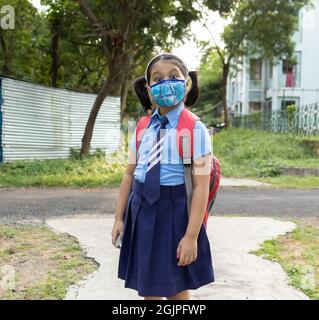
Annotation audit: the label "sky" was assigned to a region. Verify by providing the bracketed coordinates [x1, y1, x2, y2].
[172, 11, 228, 70]
[30, 0, 228, 70]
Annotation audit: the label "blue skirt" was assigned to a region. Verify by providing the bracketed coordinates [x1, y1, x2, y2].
[117, 178, 215, 297]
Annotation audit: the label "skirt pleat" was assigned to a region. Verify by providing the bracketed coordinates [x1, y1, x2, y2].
[118, 178, 215, 297]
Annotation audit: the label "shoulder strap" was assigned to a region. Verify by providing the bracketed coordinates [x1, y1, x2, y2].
[135, 114, 152, 152]
[176, 108, 200, 217]
[176, 108, 199, 163]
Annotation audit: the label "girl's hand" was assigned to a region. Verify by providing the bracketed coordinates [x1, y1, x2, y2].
[111, 218, 124, 248]
[176, 235, 198, 266]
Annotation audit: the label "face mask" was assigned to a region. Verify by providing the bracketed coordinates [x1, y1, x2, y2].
[147, 79, 186, 107]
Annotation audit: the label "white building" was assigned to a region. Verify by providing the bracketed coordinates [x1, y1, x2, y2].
[227, 0, 319, 115]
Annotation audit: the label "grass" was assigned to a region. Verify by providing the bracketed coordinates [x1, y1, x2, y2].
[0, 129, 318, 188]
[0, 149, 126, 188]
[0, 224, 98, 299]
[213, 128, 319, 188]
[251, 219, 319, 300]
[256, 176, 319, 188]
[299, 135, 319, 142]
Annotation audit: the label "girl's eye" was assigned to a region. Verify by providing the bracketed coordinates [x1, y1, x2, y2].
[171, 75, 178, 79]
[154, 77, 161, 82]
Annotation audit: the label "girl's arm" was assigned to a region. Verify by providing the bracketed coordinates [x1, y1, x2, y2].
[176, 153, 211, 266]
[184, 153, 211, 240]
[114, 150, 137, 222]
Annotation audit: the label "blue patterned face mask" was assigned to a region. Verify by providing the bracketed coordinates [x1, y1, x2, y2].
[148, 79, 186, 107]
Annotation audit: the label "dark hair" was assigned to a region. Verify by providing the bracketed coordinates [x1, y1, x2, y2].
[133, 76, 152, 111]
[133, 53, 199, 111]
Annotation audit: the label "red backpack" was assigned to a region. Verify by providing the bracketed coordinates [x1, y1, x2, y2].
[135, 107, 221, 229]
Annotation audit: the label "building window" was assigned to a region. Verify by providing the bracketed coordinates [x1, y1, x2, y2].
[282, 59, 296, 87]
[282, 60, 295, 74]
[249, 102, 261, 113]
[281, 100, 296, 111]
[250, 58, 262, 80]
[280, 52, 301, 88]
[265, 100, 272, 113]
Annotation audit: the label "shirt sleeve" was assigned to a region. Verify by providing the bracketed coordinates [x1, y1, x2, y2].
[193, 120, 212, 160]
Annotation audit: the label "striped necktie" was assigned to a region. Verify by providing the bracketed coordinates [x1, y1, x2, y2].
[142, 115, 169, 205]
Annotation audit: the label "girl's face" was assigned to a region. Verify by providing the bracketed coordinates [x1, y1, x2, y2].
[149, 61, 185, 85]
[146, 61, 192, 108]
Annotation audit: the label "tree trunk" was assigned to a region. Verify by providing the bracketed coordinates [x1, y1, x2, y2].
[80, 53, 129, 156]
[50, 19, 59, 87]
[0, 31, 11, 75]
[221, 63, 230, 128]
[120, 79, 130, 123]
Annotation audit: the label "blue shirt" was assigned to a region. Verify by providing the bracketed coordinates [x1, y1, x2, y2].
[129, 102, 212, 186]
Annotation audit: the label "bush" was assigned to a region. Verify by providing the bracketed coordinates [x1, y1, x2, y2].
[213, 128, 318, 178]
[69, 147, 106, 160]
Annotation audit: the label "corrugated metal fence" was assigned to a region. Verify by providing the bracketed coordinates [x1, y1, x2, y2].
[0, 77, 121, 162]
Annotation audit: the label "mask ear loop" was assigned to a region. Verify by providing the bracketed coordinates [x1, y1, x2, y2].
[180, 75, 192, 106]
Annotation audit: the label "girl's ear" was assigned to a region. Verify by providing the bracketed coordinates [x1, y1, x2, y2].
[185, 75, 192, 94]
[185, 71, 199, 107]
[145, 84, 154, 105]
[133, 76, 152, 111]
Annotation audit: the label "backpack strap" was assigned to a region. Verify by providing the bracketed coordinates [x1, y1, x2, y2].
[176, 108, 200, 216]
[176, 108, 199, 162]
[135, 114, 152, 156]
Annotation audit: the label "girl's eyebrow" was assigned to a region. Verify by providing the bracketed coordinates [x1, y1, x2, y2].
[169, 67, 180, 73]
[152, 67, 180, 77]
[152, 71, 162, 77]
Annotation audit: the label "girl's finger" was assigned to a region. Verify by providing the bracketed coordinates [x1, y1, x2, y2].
[179, 253, 189, 266]
[112, 236, 115, 247]
[186, 255, 192, 265]
[178, 253, 185, 266]
[112, 231, 118, 247]
[185, 255, 192, 266]
[176, 244, 181, 259]
[182, 256, 189, 266]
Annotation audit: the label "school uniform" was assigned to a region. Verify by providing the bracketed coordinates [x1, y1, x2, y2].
[117, 101, 215, 297]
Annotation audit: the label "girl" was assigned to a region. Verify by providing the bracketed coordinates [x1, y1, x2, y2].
[112, 53, 215, 300]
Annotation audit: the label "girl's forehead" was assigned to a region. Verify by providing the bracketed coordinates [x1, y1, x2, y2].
[150, 61, 183, 75]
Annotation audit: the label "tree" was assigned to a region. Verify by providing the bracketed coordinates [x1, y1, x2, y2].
[0, 0, 45, 78]
[76, 0, 204, 156]
[202, 0, 313, 128]
[0, 0, 105, 92]
[41, 0, 78, 87]
[194, 46, 223, 125]
[41, 0, 108, 91]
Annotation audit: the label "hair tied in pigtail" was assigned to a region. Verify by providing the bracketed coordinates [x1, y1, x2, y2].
[133, 76, 152, 111]
[185, 70, 199, 107]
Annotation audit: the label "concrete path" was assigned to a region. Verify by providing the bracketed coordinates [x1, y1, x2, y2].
[46, 215, 309, 300]
[220, 177, 271, 187]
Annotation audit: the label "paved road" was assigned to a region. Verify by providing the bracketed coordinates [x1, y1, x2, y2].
[214, 187, 319, 217]
[0, 186, 318, 222]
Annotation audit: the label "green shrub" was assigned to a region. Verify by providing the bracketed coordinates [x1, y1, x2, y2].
[213, 128, 319, 178]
